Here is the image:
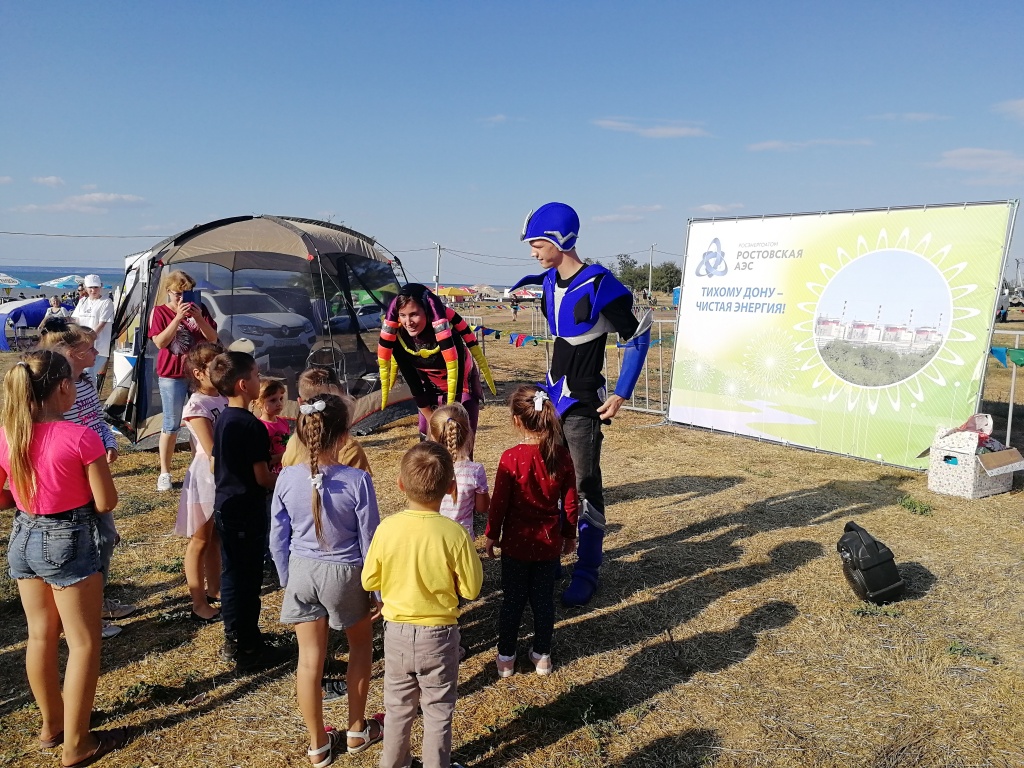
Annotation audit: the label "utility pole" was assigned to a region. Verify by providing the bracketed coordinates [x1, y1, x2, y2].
[433, 243, 441, 292]
[648, 243, 657, 297]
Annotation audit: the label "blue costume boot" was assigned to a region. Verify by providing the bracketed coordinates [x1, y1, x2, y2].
[562, 520, 604, 606]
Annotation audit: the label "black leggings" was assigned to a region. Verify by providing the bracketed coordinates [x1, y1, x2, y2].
[497, 557, 559, 657]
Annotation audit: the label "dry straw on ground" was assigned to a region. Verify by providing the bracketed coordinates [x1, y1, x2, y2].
[1, 308, 1022, 767]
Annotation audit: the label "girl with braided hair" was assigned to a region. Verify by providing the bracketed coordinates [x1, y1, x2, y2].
[377, 284, 496, 439]
[269, 394, 384, 765]
[428, 403, 489, 539]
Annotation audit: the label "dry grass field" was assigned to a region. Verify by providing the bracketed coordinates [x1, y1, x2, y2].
[1, 307, 1023, 768]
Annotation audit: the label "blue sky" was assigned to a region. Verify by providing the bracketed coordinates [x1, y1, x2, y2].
[1, 1, 1022, 287]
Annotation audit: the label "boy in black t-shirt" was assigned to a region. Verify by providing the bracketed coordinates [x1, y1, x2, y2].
[210, 351, 285, 672]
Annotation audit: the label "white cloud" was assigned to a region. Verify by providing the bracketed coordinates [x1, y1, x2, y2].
[867, 112, 949, 122]
[480, 114, 509, 124]
[993, 99, 1024, 124]
[32, 175, 65, 187]
[13, 192, 148, 214]
[695, 203, 745, 214]
[593, 118, 708, 139]
[592, 214, 644, 223]
[932, 147, 1024, 184]
[619, 204, 664, 213]
[747, 138, 873, 152]
[0, 176, 12, 184]
[81, 183, 98, 190]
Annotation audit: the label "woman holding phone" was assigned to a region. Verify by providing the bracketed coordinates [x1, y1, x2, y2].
[148, 270, 218, 491]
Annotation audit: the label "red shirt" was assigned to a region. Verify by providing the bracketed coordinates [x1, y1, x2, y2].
[148, 304, 216, 379]
[485, 443, 579, 561]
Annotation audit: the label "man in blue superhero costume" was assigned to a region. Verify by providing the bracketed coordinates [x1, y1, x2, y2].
[512, 202, 653, 606]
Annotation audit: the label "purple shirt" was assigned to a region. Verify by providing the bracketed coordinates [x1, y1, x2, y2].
[269, 463, 380, 586]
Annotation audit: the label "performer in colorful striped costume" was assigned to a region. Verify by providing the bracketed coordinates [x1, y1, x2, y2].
[377, 283, 496, 437]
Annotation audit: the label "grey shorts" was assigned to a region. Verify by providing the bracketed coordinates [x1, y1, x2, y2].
[279, 556, 371, 630]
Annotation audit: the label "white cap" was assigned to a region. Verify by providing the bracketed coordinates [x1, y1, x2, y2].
[83, 274, 102, 288]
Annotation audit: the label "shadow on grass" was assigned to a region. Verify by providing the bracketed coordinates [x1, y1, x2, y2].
[897, 561, 936, 600]
[610, 729, 721, 767]
[457, 601, 798, 767]
[605, 474, 745, 505]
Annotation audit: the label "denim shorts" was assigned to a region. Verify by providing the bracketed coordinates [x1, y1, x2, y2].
[158, 376, 190, 434]
[7, 505, 101, 588]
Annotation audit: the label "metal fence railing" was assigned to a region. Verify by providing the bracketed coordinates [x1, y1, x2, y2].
[991, 330, 1023, 446]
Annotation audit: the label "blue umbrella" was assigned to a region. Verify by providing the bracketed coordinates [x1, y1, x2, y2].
[0, 273, 40, 296]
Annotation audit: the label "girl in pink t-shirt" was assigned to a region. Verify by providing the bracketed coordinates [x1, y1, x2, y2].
[429, 402, 489, 538]
[176, 342, 227, 622]
[254, 378, 291, 472]
[0, 350, 127, 764]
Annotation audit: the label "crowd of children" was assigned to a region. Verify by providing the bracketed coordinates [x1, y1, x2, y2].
[3, 321, 585, 768]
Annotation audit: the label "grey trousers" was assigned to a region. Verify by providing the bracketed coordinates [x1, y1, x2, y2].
[380, 621, 461, 768]
[562, 413, 606, 528]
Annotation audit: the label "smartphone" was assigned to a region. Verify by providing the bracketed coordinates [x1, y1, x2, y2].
[182, 289, 202, 306]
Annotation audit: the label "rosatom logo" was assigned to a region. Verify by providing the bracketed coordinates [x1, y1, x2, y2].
[695, 238, 728, 278]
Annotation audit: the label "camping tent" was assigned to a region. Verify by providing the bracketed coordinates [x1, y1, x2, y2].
[106, 215, 413, 447]
[0, 297, 47, 351]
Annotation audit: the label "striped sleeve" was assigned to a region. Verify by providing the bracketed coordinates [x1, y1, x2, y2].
[68, 378, 118, 451]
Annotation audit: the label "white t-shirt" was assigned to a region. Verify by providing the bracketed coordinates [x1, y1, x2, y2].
[72, 296, 115, 355]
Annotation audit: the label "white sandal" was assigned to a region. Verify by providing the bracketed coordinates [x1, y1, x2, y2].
[308, 728, 343, 767]
[347, 713, 384, 754]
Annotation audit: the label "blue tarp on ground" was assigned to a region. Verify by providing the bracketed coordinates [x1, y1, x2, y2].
[0, 298, 48, 351]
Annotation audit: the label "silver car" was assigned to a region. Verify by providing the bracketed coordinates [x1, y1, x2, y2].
[201, 288, 316, 367]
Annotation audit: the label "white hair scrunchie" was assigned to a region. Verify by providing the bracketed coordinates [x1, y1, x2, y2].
[533, 390, 549, 412]
[310, 472, 324, 491]
[299, 400, 327, 415]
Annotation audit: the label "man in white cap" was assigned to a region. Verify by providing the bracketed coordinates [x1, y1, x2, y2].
[72, 274, 115, 378]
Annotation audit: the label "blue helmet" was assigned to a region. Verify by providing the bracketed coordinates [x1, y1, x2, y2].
[521, 202, 580, 251]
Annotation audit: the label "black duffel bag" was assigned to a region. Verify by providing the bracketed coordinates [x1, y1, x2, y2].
[837, 521, 905, 604]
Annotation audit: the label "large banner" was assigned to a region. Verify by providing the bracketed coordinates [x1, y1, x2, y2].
[668, 202, 1017, 469]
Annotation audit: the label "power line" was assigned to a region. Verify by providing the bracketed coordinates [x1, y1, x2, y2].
[444, 250, 532, 266]
[0, 230, 164, 239]
[389, 246, 436, 253]
[654, 249, 684, 258]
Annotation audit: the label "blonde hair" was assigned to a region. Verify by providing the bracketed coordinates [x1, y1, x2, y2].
[164, 270, 196, 294]
[36, 322, 94, 356]
[400, 442, 455, 505]
[295, 394, 350, 546]
[256, 378, 287, 410]
[297, 366, 342, 401]
[428, 403, 472, 463]
[509, 384, 564, 476]
[1, 351, 73, 509]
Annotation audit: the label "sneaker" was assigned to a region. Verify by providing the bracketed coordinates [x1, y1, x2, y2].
[220, 639, 238, 664]
[529, 650, 553, 676]
[322, 678, 348, 702]
[236, 643, 291, 673]
[156, 473, 173, 491]
[101, 621, 122, 639]
[102, 598, 137, 620]
[496, 653, 516, 678]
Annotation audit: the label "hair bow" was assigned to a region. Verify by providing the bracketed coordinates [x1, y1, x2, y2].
[299, 400, 327, 415]
[533, 390, 549, 412]
[310, 472, 324, 491]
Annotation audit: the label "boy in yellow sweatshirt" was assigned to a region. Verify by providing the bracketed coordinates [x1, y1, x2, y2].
[362, 442, 483, 768]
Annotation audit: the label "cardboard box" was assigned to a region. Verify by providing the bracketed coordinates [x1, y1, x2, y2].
[927, 424, 1024, 499]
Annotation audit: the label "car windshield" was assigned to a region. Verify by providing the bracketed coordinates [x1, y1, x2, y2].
[209, 293, 289, 316]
